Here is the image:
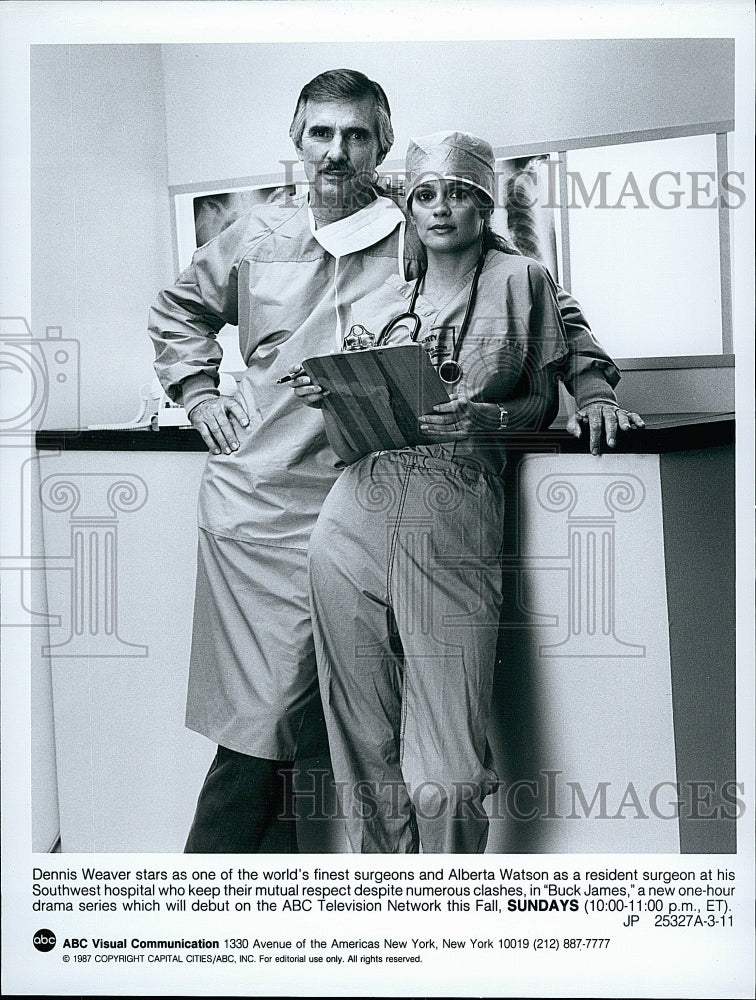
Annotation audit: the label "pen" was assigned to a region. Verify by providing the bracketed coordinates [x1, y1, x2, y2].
[276, 372, 300, 384]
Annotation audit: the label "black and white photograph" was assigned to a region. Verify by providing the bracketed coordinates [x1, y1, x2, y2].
[1, 1, 753, 996]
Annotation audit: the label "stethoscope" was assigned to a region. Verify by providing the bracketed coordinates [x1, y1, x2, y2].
[344, 248, 489, 386]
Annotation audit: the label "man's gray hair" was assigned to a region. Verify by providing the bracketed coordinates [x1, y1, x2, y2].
[289, 68, 394, 164]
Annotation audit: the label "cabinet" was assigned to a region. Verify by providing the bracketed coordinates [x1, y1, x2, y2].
[33, 417, 735, 853]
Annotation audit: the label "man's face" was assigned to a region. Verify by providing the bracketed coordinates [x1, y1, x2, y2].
[296, 98, 382, 213]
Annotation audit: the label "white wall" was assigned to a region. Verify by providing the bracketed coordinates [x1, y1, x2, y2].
[30, 39, 734, 426]
[161, 38, 734, 185]
[31, 45, 175, 427]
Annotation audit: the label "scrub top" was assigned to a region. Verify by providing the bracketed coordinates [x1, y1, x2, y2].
[344, 250, 570, 475]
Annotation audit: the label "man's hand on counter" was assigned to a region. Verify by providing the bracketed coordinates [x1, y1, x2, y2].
[187, 396, 250, 455]
[566, 402, 645, 456]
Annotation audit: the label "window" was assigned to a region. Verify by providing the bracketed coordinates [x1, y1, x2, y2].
[565, 134, 723, 360]
[486, 132, 733, 365]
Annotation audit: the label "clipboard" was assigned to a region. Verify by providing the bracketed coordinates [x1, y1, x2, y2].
[302, 344, 451, 462]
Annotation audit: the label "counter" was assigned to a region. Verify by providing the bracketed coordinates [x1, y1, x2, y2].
[31, 413, 735, 853]
[36, 411, 734, 453]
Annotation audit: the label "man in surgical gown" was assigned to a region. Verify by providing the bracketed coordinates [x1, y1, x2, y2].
[149, 68, 638, 854]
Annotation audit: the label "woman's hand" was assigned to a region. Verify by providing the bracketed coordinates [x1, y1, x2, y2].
[419, 396, 500, 439]
[282, 366, 329, 409]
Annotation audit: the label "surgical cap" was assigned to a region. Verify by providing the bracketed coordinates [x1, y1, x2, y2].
[405, 130, 496, 205]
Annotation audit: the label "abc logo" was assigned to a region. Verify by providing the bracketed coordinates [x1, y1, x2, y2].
[33, 929, 56, 952]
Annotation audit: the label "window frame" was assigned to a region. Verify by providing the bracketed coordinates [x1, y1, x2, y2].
[544, 121, 734, 362]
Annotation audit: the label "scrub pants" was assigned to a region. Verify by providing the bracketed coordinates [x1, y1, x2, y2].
[309, 450, 505, 854]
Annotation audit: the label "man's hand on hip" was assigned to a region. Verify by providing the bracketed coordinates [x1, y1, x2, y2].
[188, 396, 250, 455]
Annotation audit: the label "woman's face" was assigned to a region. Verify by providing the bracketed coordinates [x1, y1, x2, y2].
[410, 179, 485, 254]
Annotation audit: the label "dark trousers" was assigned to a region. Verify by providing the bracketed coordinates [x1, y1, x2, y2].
[184, 746, 299, 853]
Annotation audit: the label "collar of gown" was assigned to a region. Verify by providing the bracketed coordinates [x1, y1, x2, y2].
[308, 195, 405, 261]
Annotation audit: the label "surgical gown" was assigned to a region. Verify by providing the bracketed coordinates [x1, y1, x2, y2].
[149, 196, 413, 760]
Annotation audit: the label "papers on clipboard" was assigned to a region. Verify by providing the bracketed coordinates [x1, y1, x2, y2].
[302, 344, 451, 462]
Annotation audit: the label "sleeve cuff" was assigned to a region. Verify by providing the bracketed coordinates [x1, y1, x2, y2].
[573, 371, 619, 410]
[180, 372, 220, 414]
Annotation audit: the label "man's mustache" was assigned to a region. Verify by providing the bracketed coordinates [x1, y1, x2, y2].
[320, 162, 352, 175]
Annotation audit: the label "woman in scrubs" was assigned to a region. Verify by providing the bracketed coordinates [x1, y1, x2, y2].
[289, 131, 570, 853]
